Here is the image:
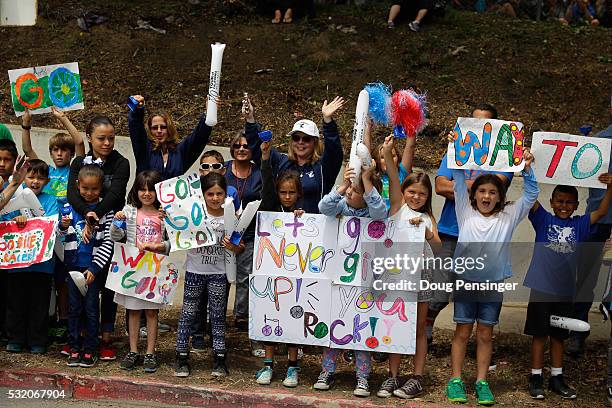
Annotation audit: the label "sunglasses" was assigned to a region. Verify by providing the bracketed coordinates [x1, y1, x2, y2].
[150, 125, 168, 131]
[200, 163, 224, 170]
[233, 143, 249, 150]
[292, 134, 315, 143]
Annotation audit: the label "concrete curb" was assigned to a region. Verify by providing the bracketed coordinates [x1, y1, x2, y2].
[0, 367, 448, 407]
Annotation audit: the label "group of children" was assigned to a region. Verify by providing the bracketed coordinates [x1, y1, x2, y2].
[0, 99, 610, 406]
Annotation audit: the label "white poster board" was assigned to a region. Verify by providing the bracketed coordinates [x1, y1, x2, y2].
[531, 132, 611, 189]
[155, 172, 217, 251]
[448, 117, 525, 172]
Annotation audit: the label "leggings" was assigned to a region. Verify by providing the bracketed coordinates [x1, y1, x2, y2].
[176, 272, 227, 352]
[322, 348, 371, 378]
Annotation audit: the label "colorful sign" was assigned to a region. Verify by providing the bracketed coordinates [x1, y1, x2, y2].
[155, 172, 217, 251]
[0, 216, 57, 268]
[448, 117, 526, 172]
[531, 132, 611, 189]
[106, 242, 180, 305]
[253, 211, 338, 278]
[9, 62, 84, 116]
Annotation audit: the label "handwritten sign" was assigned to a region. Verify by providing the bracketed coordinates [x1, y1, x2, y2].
[0, 216, 57, 268]
[249, 275, 332, 346]
[329, 285, 417, 353]
[330, 216, 425, 287]
[531, 132, 611, 189]
[8, 62, 84, 117]
[155, 172, 217, 251]
[254, 211, 338, 277]
[106, 243, 180, 305]
[448, 117, 525, 172]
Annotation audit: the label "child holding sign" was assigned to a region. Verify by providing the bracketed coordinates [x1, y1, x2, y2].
[174, 173, 243, 378]
[313, 157, 386, 397]
[524, 175, 612, 400]
[111, 170, 169, 373]
[377, 135, 440, 399]
[255, 140, 305, 387]
[445, 134, 538, 405]
[59, 165, 114, 368]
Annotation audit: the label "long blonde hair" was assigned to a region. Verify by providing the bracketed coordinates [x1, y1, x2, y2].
[146, 112, 180, 151]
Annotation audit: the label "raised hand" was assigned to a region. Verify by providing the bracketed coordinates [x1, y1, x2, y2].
[51, 106, 66, 119]
[261, 141, 271, 161]
[22, 109, 32, 127]
[242, 94, 254, 122]
[383, 135, 395, 154]
[132, 95, 145, 108]
[322, 96, 345, 123]
[523, 149, 534, 170]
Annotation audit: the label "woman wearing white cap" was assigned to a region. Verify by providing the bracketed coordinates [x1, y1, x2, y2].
[243, 95, 345, 214]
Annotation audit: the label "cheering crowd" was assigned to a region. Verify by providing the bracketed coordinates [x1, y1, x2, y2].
[0, 92, 611, 406]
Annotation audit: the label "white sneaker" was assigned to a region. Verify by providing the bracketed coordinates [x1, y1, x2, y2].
[282, 366, 299, 388]
[353, 377, 371, 397]
[256, 366, 273, 385]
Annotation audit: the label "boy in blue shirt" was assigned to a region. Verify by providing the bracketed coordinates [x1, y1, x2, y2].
[4, 158, 59, 354]
[525, 175, 612, 400]
[21, 108, 85, 347]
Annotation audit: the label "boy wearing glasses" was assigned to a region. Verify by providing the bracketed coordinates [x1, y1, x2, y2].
[199, 151, 241, 212]
[524, 178, 612, 400]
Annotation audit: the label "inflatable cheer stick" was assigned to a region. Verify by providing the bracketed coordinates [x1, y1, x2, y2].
[356, 143, 372, 170]
[205, 42, 226, 126]
[349, 90, 369, 184]
[69, 271, 88, 296]
[549, 315, 590, 332]
[0, 186, 44, 217]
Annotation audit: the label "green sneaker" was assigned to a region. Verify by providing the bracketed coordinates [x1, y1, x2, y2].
[475, 380, 495, 405]
[446, 377, 468, 403]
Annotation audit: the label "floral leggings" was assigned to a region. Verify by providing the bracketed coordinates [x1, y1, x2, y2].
[322, 348, 371, 378]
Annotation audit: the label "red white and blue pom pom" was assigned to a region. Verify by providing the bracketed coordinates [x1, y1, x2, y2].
[390, 89, 428, 138]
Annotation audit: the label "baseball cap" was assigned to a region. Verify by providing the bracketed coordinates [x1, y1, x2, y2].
[287, 119, 320, 139]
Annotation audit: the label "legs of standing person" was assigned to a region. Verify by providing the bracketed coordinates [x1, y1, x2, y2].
[144, 309, 158, 355]
[176, 272, 206, 353]
[26, 273, 52, 349]
[128, 310, 141, 353]
[6, 273, 28, 349]
[427, 233, 457, 342]
[207, 274, 228, 352]
[234, 241, 253, 325]
[387, 4, 402, 26]
[322, 348, 342, 374]
[0, 270, 7, 341]
[99, 266, 117, 359]
[67, 275, 84, 351]
[83, 275, 101, 355]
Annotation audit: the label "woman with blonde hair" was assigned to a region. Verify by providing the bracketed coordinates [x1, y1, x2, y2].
[243, 95, 345, 213]
[128, 95, 213, 180]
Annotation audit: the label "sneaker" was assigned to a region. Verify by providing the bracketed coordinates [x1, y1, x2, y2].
[446, 377, 468, 403]
[174, 352, 190, 377]
[211, 350, 229, 377]
[256, 366, 273, 385]
[60, 344, 71, 356]
[377, 376, 399, 398]
[387, 21, 395, 29]
[408, 20, 420, 32]
[80, 353, 98, 368]
[394, 375, 424, 399]
[143, 353, 159, 373]
[549, 375, 576, 399]
[99, 341, 116, 361]
[6, 343, 22, 353]
[158, 322, 171, 333]
[67, 351, 81, 367]
[528, 374, 545, 399]
[353, 377, 371, 397]
[120, 352, 141, 370]
[191, 335, 206, 352]
[30, 346, 46, 354]
[313, 371, 335, 390]
[283, 366, 299, 388]
[474, 380, 495, 405]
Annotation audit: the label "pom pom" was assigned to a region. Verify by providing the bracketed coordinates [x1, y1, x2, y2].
[364, 82, 391, 125]
[390, 89, 428, 137]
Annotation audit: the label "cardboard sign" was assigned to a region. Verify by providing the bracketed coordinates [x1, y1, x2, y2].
[106, 242, 180, 305]
[155, 172, 217, 251]
[531, 132, 611, 189]
[9, 62, 83, 116]
[448, 117, 525, 172]
[253, 211, 338, 277]
[0, 216, 57, 268]
[248, 275, 332, 346]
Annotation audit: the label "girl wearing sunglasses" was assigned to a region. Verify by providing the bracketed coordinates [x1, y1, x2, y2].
[127, 94, 214, 180]
[242, 95, 345, 214]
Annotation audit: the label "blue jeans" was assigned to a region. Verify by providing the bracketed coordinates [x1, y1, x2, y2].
[68, 268, 101, 353]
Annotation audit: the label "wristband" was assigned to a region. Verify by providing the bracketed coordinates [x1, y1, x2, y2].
[21, 124, 31, 130]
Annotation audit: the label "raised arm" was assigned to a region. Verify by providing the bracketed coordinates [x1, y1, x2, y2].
[52, 107, 85, 157]
[21, 110, 38, 159]
[400, 134, 416, 174]
[67, 156, 88, 216]
[511, 151, 540, 223]
[177, 113, 212, 173]
[260, 141, 279, 211]
[383, 136, 404, 217]
[127, 95, 151, 174]
[0, 157, 28, 211]
[591, 173, 612, 224]
[320, 97, 345, 195]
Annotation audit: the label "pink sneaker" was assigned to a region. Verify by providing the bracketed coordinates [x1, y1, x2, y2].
[60, 344, 71, 356]
[99, 341, 116, 361]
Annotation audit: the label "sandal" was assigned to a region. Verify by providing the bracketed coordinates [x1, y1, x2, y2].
[272, 10, 281, 24]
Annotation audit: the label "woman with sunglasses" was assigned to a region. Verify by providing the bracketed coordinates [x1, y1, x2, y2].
[224, 129, 262, 332]
[128, 95, 213, 180]
[243, 95, 345, 214]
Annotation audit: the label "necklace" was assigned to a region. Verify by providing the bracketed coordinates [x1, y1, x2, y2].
[233, 161, 252, 201]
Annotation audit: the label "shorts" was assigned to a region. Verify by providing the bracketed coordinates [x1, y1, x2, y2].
[453, 300, 502, 326]
[524, 290, 572, 340]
